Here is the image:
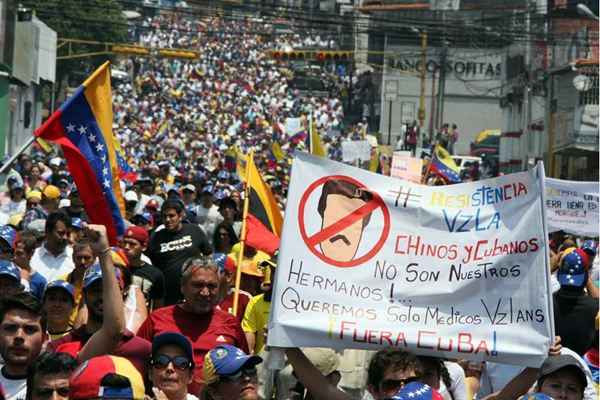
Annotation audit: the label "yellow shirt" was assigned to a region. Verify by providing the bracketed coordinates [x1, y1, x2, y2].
[242, 294, 271, 354]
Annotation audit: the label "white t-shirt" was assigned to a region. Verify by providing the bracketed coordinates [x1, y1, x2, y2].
[0, 369, 27, 400]
[439, 361, 468, 400]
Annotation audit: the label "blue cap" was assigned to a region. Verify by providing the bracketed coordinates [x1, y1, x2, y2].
[582, 240, 597, 257]
[518, 394, 555, 400]
[0, 260, 20, 282]
[71, 218, 84, 230]
[134, 211, 153, 224]
[213, 253, 227, 273]
[387, 382, 440, 400]
[83, 263, 122, 290]
[152, 332, 194, 366]
[44, 280, 75, 300]
[217, 171, 230, 180]
[558, 249, 588, 288]
[204, 345, 262, 382]
[0, 225, 16, 249]
[201, 184, 214, 194]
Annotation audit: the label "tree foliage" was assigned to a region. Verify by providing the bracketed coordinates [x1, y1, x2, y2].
[21, 0, 128, 87]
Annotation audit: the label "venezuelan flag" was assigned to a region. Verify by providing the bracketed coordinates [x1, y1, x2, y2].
[430, 144, 461, 184]
[34, 62, 126, 244]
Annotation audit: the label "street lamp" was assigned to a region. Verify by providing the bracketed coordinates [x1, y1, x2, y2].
[577, 3, 599, 21]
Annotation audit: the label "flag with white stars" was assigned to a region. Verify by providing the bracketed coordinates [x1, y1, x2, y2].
[35, 62, 126, 244]
[387, 382, 443, 400]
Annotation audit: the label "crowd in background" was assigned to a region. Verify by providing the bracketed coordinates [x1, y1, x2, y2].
[0, 11, 594, 400]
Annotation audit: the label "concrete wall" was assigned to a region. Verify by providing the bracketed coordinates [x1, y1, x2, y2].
[379, 45, 503, 154]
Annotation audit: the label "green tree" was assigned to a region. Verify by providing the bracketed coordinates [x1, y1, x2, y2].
[22, 0, 128, 96]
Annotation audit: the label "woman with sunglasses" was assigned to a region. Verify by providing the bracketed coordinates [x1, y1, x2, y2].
[201, 344, 262, 400]
[149, 332, 198, 400]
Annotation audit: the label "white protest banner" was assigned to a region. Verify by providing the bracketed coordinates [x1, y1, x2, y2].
[285, 118, 303, 136]
[391, 152, 423, 183]
[545, 177, 599, 237]
[342, 140, 371, 162]
[268, 152, 554, 367]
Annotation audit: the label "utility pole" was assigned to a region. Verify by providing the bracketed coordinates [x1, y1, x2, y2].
[436, 46, 447, 131]
[417, 31, 427, 149]
[523, 3, 532, 170]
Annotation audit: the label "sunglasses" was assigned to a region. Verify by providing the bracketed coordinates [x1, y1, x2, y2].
[150, 354, 193, 370]
[380, 376, 421, 393]
[220, 366, 258, 383]
[35, 387, 70, 398]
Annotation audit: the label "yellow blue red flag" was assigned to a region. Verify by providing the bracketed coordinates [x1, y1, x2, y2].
[34, 61, 126, 244]
[431, 144, 461, 183]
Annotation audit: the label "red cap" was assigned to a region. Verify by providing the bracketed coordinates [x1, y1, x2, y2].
[124, 226, 149, 246]
[224, 255, 236, 274]
[69, 355, 145, 399]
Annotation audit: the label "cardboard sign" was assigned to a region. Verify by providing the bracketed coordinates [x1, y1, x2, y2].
[268, 153, 554, 367]
[391, 152, 423, 183]
[545, 177, 599, 237]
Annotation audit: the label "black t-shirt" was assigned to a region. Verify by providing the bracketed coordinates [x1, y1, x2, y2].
[131, 261, 166, 304]
[148, 223, 212, 305]
[553, 288, 599, 355]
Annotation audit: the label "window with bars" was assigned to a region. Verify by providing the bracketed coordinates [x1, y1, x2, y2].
[579, 67, 599, 105]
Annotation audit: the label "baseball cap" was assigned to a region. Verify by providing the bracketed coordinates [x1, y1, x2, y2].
[201, 184, 214, 194]
[125, 190, 139, 203]
[7, 213, 23, 228]
[83, 263, 123, 290]
[183, 184, 196, 193]
[558, 248, 589, 288]
[203, 345, 262, 384]
[152, 332, 195, 367]
[302, 348, 340, 376]
[212, 253, 236, 274]
[582, 240, 597, 257]
[43, 185, 61, 200]
[26, 190, 42, 201]
[49, 157, 63, 167]
[386, 382, 443, 400]
[537, 355, 587, 389]
[44, 280, 75, 301]
[519, 394, 555, 400]
[69, 355, 145, 400]
[71, 218, 84, 230]
[133, 211, 154, 226]
[0, 225, 16, 249]
[124, 226, 149, 245]
[0, 260, 20, 282]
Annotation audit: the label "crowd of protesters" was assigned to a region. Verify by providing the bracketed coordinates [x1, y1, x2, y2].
[0, 10, 594, 400]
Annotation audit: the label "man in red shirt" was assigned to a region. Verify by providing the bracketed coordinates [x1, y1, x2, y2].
[137, 255, 248, 396]
[48, 226, 151, 376]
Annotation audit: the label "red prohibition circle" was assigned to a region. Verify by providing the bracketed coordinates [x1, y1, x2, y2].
[298, 175, 390, 268]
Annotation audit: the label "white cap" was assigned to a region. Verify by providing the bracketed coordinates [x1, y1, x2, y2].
[125, 190, 138, 202]
[183, 184, 196, 193]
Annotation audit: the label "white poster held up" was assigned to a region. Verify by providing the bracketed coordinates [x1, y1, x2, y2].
[268, 152, 554, 367]
[342, 140, 371, 162]
[545, 178, 599, 237]
[285, 118, 303, 136]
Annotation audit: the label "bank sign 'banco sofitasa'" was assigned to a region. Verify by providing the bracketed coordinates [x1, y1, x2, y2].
[268, 153, 554, 368]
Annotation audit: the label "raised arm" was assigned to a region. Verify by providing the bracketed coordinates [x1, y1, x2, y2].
[285, 348, 351, 400]
[77, 224, 126, 362]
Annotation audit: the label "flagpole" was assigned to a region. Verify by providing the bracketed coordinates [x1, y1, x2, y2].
[232, 150, 253, 317]
[0, 136, 36, 176]
[308, 113, 313, 154]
